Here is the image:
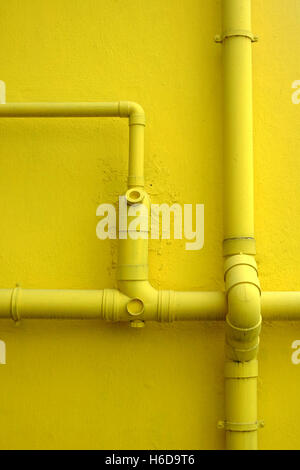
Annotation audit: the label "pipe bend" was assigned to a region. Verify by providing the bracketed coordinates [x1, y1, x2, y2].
[119, 101, 146, 126]
[227, 283, 261, 330]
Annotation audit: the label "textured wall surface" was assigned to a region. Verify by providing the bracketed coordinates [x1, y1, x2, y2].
[0, 0, 299, 450]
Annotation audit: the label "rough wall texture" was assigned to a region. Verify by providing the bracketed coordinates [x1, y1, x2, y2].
[0, 0, 298, 450]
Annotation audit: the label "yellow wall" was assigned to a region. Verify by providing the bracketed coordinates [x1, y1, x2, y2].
[0, 0, 299, 450]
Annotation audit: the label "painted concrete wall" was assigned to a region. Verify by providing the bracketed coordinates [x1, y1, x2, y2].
[0, 0, 299, 450]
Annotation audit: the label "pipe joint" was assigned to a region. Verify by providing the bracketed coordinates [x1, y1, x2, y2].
[225, 255, 261, 361]
[102, 289, 122, 322]
[224, 254, 258, 277]
[117, 280, 159, 321]
[125, 187, 146, 205]
[158, 290, 175, 322]
[128, 102, 146, 127]
[215, 30, 258, 43]
[126, 298, 145, 316]
[218, 420, 264, 432]
[223, 237, 256, 256]
[225, 265, 261, 296]
[225, 359, 258, 379]
[225, 333, 260, 363]
[11, 285, 21, 322]
[119, 101, 146, 127]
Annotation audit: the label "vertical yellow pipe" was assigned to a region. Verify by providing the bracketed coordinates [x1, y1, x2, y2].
[223, 0, 255, 251]
[126, 102, 146, 188]
[221, 0, 260, 450]
[117, 188, 150, 284]
[223, 361, 259, 450]
[128, 124, 145, 188]
[117, 187, 159, 325]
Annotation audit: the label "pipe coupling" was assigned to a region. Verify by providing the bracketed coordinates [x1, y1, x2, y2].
[215, 30, 258, 43]
[225, 255, 261, 295]
[158, 290, 175, 322]
[102, 289, 120, 322]
[217, 420, 264, 432]
[11, 285, 21, 322]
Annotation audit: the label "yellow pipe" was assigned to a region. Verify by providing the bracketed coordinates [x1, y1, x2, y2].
[221, 360, 261, 450]
[220, 0, 261, 450]
[117, 187, 150, 283]
[0, 288, 225, 322]
[0, 101, 145, 189]
[115, 186, 225, 325]
[116, 185, 153, 326]
[0, 288, 130, 321]
[172, 291, 300, 322]
[126, 103, 145, 188]
[171, 291, 226, 321]
[1, 287, 300, 323]
[222, 0, 255, 254]
[261, 292, 300, 321]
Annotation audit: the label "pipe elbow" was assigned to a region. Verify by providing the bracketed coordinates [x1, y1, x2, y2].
[224, 255, 261, 362]
[119, 101, 146, 126]
[128, 101, 145, 118]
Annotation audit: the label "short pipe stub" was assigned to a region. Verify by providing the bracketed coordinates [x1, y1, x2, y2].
[127, 298, 145, 317]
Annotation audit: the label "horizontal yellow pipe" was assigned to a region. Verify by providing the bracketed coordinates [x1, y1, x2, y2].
[174, 291, 300, 321]
[0, 287, 226, 322]
[0, 288, 298, 322]
[174, 291, 300, 322]
[0, 101, 143, 119]
[171, 291, 226, 321]
[0, 101, 145, 188]
[261, 292, 300, 321]
[0, 288, 129, 321]
[3, 288, 227, 322]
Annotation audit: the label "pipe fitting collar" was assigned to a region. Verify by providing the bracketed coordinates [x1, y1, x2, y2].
[127, 298, 144, 316]
[11, 285, 21, 322]
[226, 269, 261, 296]
[129, 114, 146, 126]
[225, 339, 260, 363]
[125, 188, 145, 205]
[215, 30, 258, 43]
[217, 420, 264, 432]
[102, 289, 119, 322]
[223, 238, 256, 256]
[225, 360, 258, 379]
[226, 315, 262, 339]
[224, 254, 258, 278]
[158, 290, 174, 322]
